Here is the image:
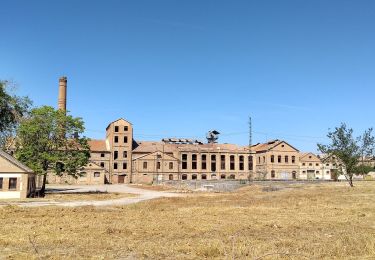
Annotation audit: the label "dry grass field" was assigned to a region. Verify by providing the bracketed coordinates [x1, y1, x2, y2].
[0, 192, 134, 204]
[0, 182, 374, 259]
[44, 192, 135, 202]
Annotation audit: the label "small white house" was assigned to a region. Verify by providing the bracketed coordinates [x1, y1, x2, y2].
[0, 149, 36, 199]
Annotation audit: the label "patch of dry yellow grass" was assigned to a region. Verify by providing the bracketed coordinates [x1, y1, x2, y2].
[44, 192, 135, 202]
[0, 182, 374, 259]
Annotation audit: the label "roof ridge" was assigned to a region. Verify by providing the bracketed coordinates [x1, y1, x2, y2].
[0, 149, 33, 173]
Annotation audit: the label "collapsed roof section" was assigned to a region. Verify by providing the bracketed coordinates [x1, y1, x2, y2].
[161, 138, 203, 145]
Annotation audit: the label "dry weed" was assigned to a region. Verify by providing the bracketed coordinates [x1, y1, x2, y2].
[0, 182, 374, 259]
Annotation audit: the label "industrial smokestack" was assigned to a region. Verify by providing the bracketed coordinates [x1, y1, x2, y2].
[58, 76, 67, 112]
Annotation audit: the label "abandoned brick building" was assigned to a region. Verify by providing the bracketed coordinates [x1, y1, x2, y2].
[88, 118, 255, 184]
[48, 77, 336, 184]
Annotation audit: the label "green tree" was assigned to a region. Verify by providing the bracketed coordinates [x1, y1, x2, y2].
[358, 128, 375, 175]
[318, 123, 375, 187]
[354, 165, 374, 175]
[0, 80, 31, 149]
[15, 106, 90, 195]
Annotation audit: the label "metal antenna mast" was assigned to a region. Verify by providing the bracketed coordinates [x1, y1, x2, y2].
[249, 116, 252, 151]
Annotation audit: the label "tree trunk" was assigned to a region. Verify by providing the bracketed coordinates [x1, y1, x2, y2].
[348, 176, 354, 187]
[39, 173, 47, 197]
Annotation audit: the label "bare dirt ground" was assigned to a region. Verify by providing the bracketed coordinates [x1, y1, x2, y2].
[0, 181, 374, 259]
[128, 183, 179, 191]
[0, 192, 134, 204]
[0, 184, 182, 207]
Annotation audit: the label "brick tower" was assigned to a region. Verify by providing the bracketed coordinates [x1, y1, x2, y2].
[58, 76, 67, 112]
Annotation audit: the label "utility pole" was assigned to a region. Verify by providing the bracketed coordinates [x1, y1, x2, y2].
[249, 116, 252, 151]
[248, 116, 253, 182]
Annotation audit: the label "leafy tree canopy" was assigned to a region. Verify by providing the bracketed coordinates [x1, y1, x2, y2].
[0, 81, 31, 149]
[354, 164, 374, 175]
[318, 123, 375, 187]
[15, 106, 90, 194]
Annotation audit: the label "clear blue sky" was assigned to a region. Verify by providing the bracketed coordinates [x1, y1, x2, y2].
[1, 0, 374, 152]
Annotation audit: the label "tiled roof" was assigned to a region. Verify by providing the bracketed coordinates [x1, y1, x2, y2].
[132, 151, 179, 161]
[88, 139, 108, 152]
[0, 149, 34, 173]
[177, 143, 246, 152]
[251, 139, 299, 153]
[251, 140, 282, 152]
[132, 141, 248, 153]
[300, 152, 321, 162]
[300, 152, 310, 158]
[106, 118, 132, 130]
[132, 141, 177, 153]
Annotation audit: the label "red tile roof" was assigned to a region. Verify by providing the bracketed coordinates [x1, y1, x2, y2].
[132, 141, 248, 153]
[88, 139, 108, 152]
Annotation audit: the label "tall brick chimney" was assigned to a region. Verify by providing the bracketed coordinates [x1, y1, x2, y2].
[58, 76, 67, 112]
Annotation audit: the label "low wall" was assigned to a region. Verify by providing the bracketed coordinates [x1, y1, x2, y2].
[161, 179, 250, 192]
[161, 179, 336, 192]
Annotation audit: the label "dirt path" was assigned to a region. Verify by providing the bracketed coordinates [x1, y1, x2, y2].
[2, 184, 182, 207]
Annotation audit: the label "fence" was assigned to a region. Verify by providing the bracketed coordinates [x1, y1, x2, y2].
[161, 179, 249, 192]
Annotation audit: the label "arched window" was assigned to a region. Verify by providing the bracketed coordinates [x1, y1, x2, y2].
[201, 154, 207, 170]
[202, 174, 207, 180]
[182, 174, 188, 180]
[230, 155, 235, 170]
[211, 174, 217, 179]
[182, 154, 188, 169]
[248, 156, 253, 170]
[221, 155, 226, 170]
[211, 155, 216, 172]
[292, 171, 297, 179]
[271, 170, 275, 178]
[192, 154, 197, 170]
[271, 155, 275, 163]
[239, 156, 244, 170]
[221, 174, 226, 179]
[192, 174, 197, 180]
[169, 174, 173, 180]
[229, 174, 235, 179]
[169, 162, 173, 170]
